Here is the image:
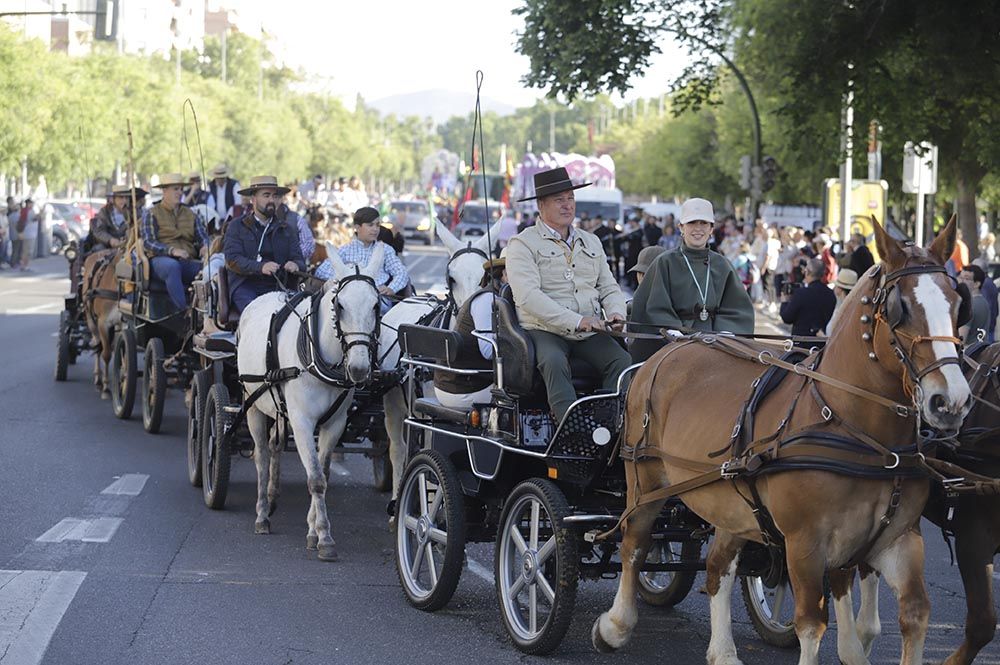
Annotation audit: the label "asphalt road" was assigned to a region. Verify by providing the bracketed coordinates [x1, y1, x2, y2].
[0, 249, 996, 665]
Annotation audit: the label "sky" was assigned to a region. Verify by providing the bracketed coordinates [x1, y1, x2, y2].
[265, 0, 691, 109]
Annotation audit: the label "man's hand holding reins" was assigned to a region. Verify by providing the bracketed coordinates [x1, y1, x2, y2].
[261, 261, 280, 275]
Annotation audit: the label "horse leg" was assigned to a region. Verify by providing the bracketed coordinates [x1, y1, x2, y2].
[313, 410, 350, 562]
[868, 528, 930, 665]
[248, 408, 272, 535]
[266, 419, 282, 517]
[784, 535, 829, 665]
[591, 498, 664, 653]
[942, 525, 996, 665]
[702, 530, 746, 665]
[287, 412, 332, 558]
[829, 567, 870, 665]
[856, 564, 882, 657]
[383, 385, 408, 500]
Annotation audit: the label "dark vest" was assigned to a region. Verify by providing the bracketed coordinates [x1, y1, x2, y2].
[212, 178, 237, 213]
[433, 289, 494, 395]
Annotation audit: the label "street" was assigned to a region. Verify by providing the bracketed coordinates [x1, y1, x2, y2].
[0, 248, 996, 665]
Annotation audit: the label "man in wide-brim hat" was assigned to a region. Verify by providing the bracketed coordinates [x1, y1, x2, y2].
[209, 163, 240, 221]
[91, 183, 147, 250]
[183, 170, 215, 209]
[141, 172, 209, 310]
[505, 167, 632, 422]
[223, 175, 306, 313]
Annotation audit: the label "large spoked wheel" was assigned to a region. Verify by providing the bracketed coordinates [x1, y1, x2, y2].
[201, 383, 233, 510]
[187, 369, 211, 487]
[495, 478, 578, 655]
[142, 338, 167, 433]
[638, 539, 703, 607]
[395, 450, 466, 611]
[110, 328, 137, 420]
[741, 572, 797, 648]
[55, 310, 71, 381]
[372, 444, 393, 493]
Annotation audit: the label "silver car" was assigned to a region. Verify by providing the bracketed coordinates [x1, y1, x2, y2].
[389, 200, 435, 245]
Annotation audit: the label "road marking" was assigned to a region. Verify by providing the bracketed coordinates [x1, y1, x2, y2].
[100, 474, 149, 496]
[404, 255, 428, 272]
[35, 518, 123, 544]
[0, 569, 87, 665]
[466, 558, 493, 583]
[5, 303, 59, 315]
[328, 462, 351, 477]
[0, 289, 20, 296]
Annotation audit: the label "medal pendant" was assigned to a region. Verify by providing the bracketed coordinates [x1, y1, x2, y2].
[699, 309, 709, 321]
[256, 254, 263, 262]
[564, 269, 574, 281]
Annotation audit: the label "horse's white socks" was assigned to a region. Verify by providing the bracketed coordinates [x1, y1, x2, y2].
[832, 589, 870, 665]
[707, 557, 742, 665]
[857, 572, 881, 656]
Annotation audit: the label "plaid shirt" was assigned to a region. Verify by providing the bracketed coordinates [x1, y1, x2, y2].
[315, 239, 408, 292]
[141, 205, 209, 257]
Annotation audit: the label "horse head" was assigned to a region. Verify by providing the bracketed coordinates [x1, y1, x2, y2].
[322, 240, 384, 385]
[860, 214, 972, 432]
[435, 218, 503, 307]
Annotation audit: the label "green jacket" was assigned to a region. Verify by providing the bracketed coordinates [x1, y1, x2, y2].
[629, 244, 755, 362]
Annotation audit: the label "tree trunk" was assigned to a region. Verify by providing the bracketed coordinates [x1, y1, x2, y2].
[954, 160, 985, 260]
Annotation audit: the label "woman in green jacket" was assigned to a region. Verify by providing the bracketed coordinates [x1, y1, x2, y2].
[629, 198, 755, 362]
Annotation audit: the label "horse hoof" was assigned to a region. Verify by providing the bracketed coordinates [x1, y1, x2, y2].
[305, 534, 318, 550]
[254, 519, 270, 535]
[100, 391, 110, 400]
[592, 617, 619, 654]
[387, 515, 397, 532]
[318, 544, 339, 562]
[267, 500, 278, 517]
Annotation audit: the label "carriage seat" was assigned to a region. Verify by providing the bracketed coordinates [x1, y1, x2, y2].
[494, 296, 601, 399]
[215, 267, 240, 330]
[399, 323, 484, 422]
[413, 397, 471, 423]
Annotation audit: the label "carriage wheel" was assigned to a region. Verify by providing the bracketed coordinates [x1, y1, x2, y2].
[495, 478, 578, 655]
[371, 446, 393, 493]
[201, 383, 233, 510]
[142, 338, 167, 433]
[187, 369, 210, 487]
[110, 328, 137, 420]
[54, 310, 71, 382]
[395, 450, 466, 611]
[741, 572, 798, 648]
[637, 539, 702, 607]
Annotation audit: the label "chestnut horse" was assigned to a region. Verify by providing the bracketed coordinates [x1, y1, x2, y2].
[593, 217, 971, 665]
[80, 248, 122, 397]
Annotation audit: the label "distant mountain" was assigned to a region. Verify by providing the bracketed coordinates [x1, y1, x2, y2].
[369, 89, 518, 124]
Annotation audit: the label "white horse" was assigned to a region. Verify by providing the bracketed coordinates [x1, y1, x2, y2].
[379, 219, 503, 500]
[236, 241, 385, 561]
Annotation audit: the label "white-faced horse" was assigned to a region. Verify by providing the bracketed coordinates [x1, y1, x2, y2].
[379, 219, 502, 500]
[236, 242, 385, 561]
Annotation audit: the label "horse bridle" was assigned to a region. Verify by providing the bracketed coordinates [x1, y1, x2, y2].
[330, 265, 382, 371]
[869, 264, 965, 391]
[444, 243, 489, 312]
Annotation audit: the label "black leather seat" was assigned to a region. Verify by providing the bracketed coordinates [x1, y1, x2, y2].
[215, 267, 240, 330]
[413, 397, 471, 422]
[494, 296, 602, 398]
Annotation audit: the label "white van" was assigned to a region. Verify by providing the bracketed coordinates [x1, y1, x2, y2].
[572, 187, 624, 227]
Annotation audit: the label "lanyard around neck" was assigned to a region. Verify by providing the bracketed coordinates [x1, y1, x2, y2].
[681, 251, 711, 306]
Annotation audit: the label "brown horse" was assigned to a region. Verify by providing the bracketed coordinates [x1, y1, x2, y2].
[80, 248, 122, 397]
[593, 217, 971, 665]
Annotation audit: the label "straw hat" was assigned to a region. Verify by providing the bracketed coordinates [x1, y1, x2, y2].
[834, 268, 858, 291]
[187, 170, 202, 182]
[111, 183, 148, 197]
[210, 163, 230, 178]
[482, 248, 507, 272]
[153, 173, 187, 188]
[237, 175, 291, 197]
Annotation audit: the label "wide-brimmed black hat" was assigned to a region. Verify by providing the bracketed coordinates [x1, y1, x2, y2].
[517, 167, 591, 202]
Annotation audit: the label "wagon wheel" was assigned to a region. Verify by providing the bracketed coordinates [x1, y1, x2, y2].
[371, 433, 393, 492]
[638, 539, 703, 607]
[201, 383, 233, 510]
[110, 328, 137, 420]
[55, 310, 71, 381]
[395, 450, 466, 611]
[741, 572, 798, 648]
[142, 338, 167, 433]
[495, 478, 578, 655]
[186, 369, 211, 487]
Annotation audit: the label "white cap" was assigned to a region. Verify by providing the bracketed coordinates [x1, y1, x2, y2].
[679, 198, 715, 225]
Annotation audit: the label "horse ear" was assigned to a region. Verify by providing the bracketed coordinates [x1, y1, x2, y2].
[475, 220, 505, 252]
[364, 242, 386, 279]
[871, 215, 905, 268]
[435, 219, 463, 254]
[928, 213, 958, 266]
[324, 241, 348, 280]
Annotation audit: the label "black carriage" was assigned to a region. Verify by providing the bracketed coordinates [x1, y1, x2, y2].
[184, 267, 395, 509]
[54, 241, 92, 382]
[392, 297, 803, 654]
[108, 253, 199, 432]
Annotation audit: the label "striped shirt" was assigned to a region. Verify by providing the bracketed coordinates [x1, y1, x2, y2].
[315, 239, 409, 292]
[141, 205, 209, 257]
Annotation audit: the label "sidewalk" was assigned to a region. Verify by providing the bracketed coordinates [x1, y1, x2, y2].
[754, 300, 790, 336]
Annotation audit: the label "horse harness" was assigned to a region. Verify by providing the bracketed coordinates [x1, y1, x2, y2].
[609, 262, 969, 567]
[83, 250, 120, 328]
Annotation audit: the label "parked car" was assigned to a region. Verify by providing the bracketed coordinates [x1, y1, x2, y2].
[454, 200, 504, 241]
[48, 200, 90, 254]
[387, 200, 435, 245]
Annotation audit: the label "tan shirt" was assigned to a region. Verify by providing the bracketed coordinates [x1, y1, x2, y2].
[506, 221, 626, 340]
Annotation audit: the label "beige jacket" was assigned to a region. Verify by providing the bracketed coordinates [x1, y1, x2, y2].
[506, 222, 627, 340]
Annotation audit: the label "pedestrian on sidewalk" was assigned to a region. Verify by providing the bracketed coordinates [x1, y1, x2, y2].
[825, 268, 858, 335]
[16, 198, 39, 272]
[779, 258, 836, 336]
[958, 265, 990, 344]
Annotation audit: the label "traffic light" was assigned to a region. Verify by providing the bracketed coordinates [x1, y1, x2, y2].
[762, 155, 778, 192]
[750, 165, 763, 198]
[94, 0, 119, 41]
[739, 155, 751, 191]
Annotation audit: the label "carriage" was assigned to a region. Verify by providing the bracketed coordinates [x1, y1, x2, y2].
[54, 241, 93, 382]
[184, 267, 395, 509]
[389, 295, 798, 654]
[106, 252, 200, 433]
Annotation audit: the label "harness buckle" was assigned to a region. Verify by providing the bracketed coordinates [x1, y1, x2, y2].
[642, 412, 650, 429]
[720, 459, 743, 479]
[895, 405, 911, 418]
[757, 350, 773, 364]
[731, 423, 741, 440]
[821, 406, 832, 421]
[884, 452, 900, 470]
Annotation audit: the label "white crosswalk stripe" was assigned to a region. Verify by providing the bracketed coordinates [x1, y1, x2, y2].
[100, 474, 149, 496]
[0, 570, 87, 665]
[35, 518, 123, 544]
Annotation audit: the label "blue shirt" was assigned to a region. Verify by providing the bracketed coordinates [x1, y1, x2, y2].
[315, 239, 409, 292]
